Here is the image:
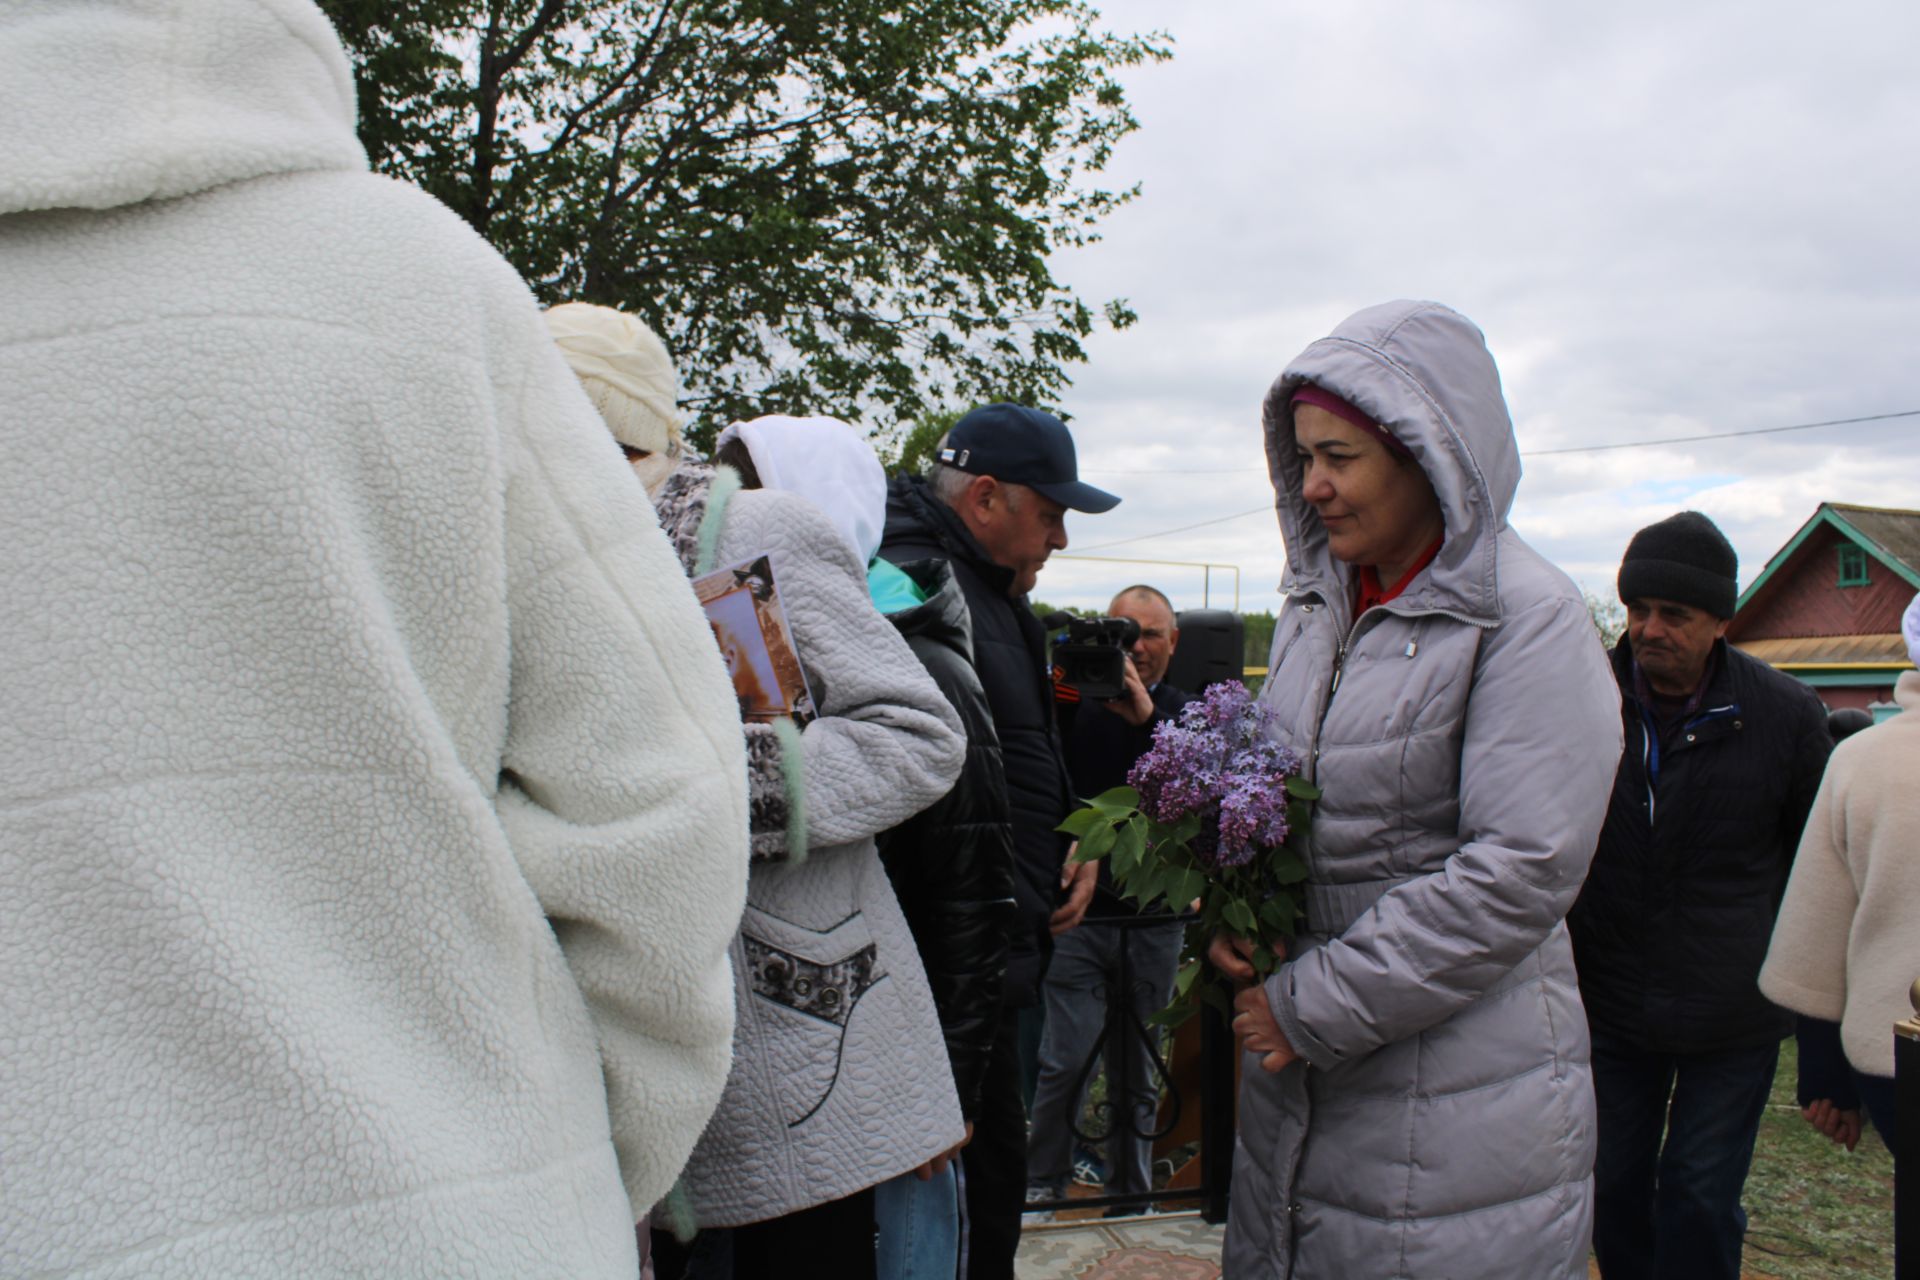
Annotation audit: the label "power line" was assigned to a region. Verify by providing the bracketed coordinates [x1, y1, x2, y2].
[1074, 505, 1271, 552]
[1522, 408, 1920, 456]
[1068, 406, 1920, 553]
[1077, 407, 1920, 474]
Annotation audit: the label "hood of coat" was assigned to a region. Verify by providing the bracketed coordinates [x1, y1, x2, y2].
[716, 415, 887, 565]
[880, 559, 976, 659]
[1264, 300, 1519, 624]
[0, 0, 365, 216]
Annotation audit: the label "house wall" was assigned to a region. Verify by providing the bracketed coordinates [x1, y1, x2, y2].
[1816, 684, 1897, 713]
[1730, 524, 1915, 640]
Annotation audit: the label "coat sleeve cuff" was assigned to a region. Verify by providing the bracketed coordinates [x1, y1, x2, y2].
[1265, 963, 1343, 1069]
[744, 720, 807, 863]
[1793, 1016, 1859, 1110]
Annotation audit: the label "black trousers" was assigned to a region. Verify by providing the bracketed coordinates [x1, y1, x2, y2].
[964, 1004, 1030, 1280]
[651, 1186, 877, 1280]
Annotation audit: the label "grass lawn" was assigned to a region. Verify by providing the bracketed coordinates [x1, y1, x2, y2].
[1738, 1039, 1895, 1279]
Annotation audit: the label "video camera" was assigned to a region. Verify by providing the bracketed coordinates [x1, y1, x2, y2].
[1045, 613, 1141, 700]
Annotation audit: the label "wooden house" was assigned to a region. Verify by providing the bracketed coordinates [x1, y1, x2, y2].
[1728, 503, 1919, 714]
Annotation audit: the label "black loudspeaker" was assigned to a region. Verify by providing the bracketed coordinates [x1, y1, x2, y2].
[1165, 609, 1244, 696]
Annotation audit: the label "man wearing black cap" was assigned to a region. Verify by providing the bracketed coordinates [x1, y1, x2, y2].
[879, 402, 1119, 1279]
[1570, 511, 1832, 1280]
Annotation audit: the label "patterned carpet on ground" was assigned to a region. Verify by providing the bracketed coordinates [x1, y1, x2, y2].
[1014, 1212, 1223, 1279]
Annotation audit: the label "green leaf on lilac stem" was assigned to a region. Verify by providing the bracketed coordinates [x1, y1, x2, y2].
[1057, 807, 1109, 838]
[1270, 850, 1310, 885]
[1078, 821, 1118, 860]
[1112, 820, 1146, 878]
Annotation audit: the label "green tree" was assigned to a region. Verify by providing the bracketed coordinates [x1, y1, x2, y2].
[877, 407, 960, 477]
[1240, 609, 1276, 673]
[1584, 589, 1626, 647]
[319, 0, 1169, 451]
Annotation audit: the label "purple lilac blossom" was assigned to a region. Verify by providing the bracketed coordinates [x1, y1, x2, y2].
[1126, 683, 1304, 871]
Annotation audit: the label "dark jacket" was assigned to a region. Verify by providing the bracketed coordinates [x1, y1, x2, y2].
[1055, 677, 1194, 918]
[1570, 636, 1832, 1053]
[880, 475, 1075, 1005]
[874, 558, 1018, 1118]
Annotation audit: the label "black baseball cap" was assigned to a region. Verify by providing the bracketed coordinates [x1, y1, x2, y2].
[937, 403, 1121, 513]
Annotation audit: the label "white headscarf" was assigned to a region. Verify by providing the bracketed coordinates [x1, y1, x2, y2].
[1904, 589, 1920, 667]
[543, 302, 684, 496]
[714, 416, 886, 564]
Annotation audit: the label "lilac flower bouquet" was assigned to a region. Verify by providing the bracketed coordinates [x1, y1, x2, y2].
[1057, 681, 1317, 1024]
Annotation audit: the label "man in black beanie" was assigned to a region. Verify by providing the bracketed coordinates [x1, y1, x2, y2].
[1570, 510, 1832, 1280]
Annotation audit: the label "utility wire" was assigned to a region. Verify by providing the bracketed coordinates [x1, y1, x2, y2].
[1069, 406, 1920, 553]
[1079, 408, 1920, 474]
[1074, 505, 1272, 552]
[1523, 407, 1920, 455]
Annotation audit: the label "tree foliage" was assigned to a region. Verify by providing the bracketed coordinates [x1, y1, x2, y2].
[1584, 590, 1626, 647]
[877, 407, 960, 476]
[319, 0, 1169, 449]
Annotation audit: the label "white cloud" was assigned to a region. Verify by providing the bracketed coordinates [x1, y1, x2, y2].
[1030, 0, 1920, 617]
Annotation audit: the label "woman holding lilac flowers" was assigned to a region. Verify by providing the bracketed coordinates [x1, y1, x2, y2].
[1212, 301, 1623, 1280]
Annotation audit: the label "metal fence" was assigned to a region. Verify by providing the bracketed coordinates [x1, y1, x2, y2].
[1898, 982, 1918, 1278]
[1022, 911, 1237, 1224]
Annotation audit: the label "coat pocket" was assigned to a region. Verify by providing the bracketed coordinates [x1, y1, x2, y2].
[740, 905, 886, 1128]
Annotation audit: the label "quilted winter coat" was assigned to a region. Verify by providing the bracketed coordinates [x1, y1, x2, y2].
[1223, 302, 1623, 1279]
[1, 3, 750, 1275]
[650, 461, 968, 1228]
[881, 474, 1076, 1005]
[875, 557, 1019, 1120]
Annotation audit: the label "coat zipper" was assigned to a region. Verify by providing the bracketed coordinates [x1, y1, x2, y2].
[1641, 718, 1656, 827]
[1279, 592, 1487, 1267]
[1638, 701, 1740, 829]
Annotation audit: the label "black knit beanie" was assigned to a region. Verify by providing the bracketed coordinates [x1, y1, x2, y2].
[1617, 510, 1738, 618]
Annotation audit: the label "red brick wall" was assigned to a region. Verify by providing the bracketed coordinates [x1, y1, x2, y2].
[1731, 523, 1915, 640]
[1816, 684, 1897, 713]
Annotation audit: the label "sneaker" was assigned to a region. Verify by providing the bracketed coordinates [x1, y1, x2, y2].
[1023, 1184, 1057, 1223]
[1071, 1149, 1108, 1189]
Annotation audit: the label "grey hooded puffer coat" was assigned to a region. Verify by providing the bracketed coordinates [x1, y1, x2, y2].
[1224, 302, 1623, 1279]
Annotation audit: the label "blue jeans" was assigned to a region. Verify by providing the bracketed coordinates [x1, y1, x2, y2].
[875, 1166, 959, 1280]
[1591, 1036, 1779, 1280]
[1026, 918, 1184, 1198]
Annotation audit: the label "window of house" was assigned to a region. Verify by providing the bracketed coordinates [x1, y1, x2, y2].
[1837, 543, 1869, 587]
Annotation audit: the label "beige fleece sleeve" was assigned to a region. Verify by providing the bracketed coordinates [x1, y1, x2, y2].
[1759, 764, 1853, 1023]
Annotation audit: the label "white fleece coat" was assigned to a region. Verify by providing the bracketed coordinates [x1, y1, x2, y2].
[0, 3, 750, 1276]
[1760, 670, 1920, 1078]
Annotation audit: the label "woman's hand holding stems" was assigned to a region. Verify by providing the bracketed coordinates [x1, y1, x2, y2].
[1208, 934, 1299, 1074]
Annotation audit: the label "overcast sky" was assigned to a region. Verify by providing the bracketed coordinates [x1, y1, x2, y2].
[1029, 0, 1920, 620]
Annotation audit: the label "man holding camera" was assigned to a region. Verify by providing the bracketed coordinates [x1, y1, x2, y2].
[880, 403, 1119, 1280]
[1028, 586, 1193, 1215]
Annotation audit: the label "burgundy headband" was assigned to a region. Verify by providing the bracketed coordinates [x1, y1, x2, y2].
[1291, 384, 1412, 460]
